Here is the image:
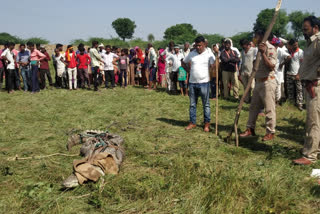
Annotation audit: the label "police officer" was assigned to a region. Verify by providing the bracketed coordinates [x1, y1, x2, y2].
[293, 16, 320, 165]
[240, 30, 277, 141]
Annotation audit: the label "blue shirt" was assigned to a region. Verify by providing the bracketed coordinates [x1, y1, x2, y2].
[17, 50, 30, 63]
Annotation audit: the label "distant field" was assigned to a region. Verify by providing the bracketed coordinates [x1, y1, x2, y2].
[0, 76, 319, 213]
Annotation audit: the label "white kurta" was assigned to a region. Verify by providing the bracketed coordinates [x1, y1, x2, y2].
[275, 47, 290, 84]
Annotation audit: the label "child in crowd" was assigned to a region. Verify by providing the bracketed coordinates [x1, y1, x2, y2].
[148, 61, 157, 90]
[101, 45, 118, 89]
[135, 58, 142, 86]
[65, 45, 78, 90]
[53, 48, 66, 88]
[178, 59, 188, 96]
[118, 49, 128, 88]
[76, 47, 91, 89]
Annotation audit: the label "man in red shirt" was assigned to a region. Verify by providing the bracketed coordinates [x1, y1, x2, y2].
[76, 47, 91, 89]
[65, 45, 77, 90]
[39, 46, 53, 89]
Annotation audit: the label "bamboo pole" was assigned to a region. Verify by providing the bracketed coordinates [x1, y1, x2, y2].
[215, 53, 219, 136]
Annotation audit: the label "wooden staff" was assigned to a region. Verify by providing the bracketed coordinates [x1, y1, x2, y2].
[215, 52, 219, 136]
[227, 0, 283, 146]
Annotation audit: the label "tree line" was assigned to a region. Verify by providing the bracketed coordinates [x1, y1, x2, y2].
[0, 33, 49, 46]
[1, 9, 318, 50]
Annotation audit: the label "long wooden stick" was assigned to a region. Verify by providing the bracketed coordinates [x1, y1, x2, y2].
[7, 153, 79, 161]
[215, 53, 219, 136]
[227, 0, 283, 145]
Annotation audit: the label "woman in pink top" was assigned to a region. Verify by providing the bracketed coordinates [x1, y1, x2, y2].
[157, 49, 166, 87]
[27, 42, 46, 93]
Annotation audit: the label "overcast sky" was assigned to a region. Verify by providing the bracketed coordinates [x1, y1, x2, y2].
[1, 0, 318, 44]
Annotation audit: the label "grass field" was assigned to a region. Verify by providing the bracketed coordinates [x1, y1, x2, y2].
[0, 83, 320, 213]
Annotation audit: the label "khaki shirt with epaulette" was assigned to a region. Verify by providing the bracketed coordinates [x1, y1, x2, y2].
[298, 32, 320, 80]
[255, 41, 277, 79]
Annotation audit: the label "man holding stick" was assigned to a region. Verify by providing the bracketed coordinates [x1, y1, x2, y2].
[240, 30, 277, 141]
[293, 16, 320, 165]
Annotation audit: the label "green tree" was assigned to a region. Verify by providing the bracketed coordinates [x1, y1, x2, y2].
[112, 18, 136, 41]
[25, 37, 49, 45]
[164, 23, 197, 44]
[71, 39, 88, 46]
[87, 37, 129, 48]
[231, 32, 253, 50]
[153, 40, 170, 50]
[202, 34, 224, 47]
[0, 32, 23, 45]
[253, 9, 289, 37]
[147, 34, 155, 43]
[289, 11, 314, 39]
[130, 38, 148, 49]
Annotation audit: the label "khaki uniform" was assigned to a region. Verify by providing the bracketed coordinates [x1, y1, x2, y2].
[298, 32, 320, 162]
[247, 41, 277, 133]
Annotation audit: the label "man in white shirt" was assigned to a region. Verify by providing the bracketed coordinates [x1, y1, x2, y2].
[183, 36, 216, 132]
[101, 45, 118, 89]
[272, 38, 291, 103]
[182, 42, 190, 58]
[90, 41, 105, 91]
[239, 39, 257, 103]
[1, 42, 16, 93]
[161, 41, 175, 92]
[166, 46, 184, 93]
[98, 44, 106, 54]
[148, 43, 157, 86]
[287, 39, 304, 110]
[148, 43, 157, 69]
[205, 39, 214, 54]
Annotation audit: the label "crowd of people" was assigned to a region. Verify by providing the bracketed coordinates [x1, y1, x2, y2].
[0, 40, 192, 94]
[1, 16, 320, 165]
[181, 16, 320, 166]
[0, 30, 310, 107]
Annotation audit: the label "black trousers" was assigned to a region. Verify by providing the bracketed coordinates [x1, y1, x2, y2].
[170, 71, 178, 91]
[0, 68, 4, 89]
[92, 66, 99, 90]
[119, 69, 127, 87]
[14, 68, 20, 89]
[53, 64, 58, 86]
[39, 69, 53, 89]
[56, 76, 62, 88]
[105, 70, 115, 88]
[5, 69, 15, 92]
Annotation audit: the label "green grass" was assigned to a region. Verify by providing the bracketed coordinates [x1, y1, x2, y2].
[0, 82, 320, 213]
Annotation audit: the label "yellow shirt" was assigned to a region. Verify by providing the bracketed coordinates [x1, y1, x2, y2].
[256, 41, 277, 79]
[298, 32, 320, 81]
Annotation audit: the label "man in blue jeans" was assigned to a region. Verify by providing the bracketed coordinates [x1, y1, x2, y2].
[17, 44, 31, 91]
[183, 36, 216, 132]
